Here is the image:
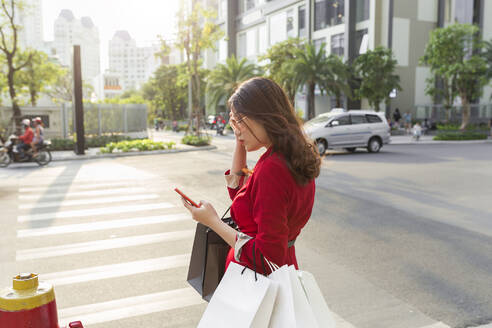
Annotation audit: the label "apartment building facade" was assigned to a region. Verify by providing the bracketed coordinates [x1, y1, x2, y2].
[53, 9, 101, 83]
[16, 0, 44, 51]
[209, 0, 491, 119]
[108, 30, 162, 92]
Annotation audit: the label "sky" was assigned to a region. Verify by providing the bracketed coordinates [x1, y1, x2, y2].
[42, 0, 181, 71]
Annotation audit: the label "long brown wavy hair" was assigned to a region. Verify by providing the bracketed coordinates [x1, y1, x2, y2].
[228, 77, 321, 185]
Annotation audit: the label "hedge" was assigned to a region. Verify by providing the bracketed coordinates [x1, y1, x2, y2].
[100, 139, 175, 153]
[433, 131, 488, 141]
[50, 135, 136, 151]
[181, 135, 212, 146]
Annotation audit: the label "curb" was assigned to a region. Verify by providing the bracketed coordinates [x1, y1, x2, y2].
[51, 145, 217, 162]
[389, 139, 492, 145]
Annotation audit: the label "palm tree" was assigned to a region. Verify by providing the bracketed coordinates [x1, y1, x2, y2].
[259, 38, 304, 106]
[206, 55, 261, 111]
[293, 42, 328, 120]
[321, 54, 353, 108]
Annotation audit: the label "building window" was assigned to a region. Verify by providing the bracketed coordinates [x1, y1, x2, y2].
[314, 38, 326, 53]
[238, 32, 247, 59]
[454, 0, 474, 23]
[219, 0, 227, 20]
[258, 24, 267, 54]
[298, 5, 306, 37]
[246, 28, 257, 57]
[356, 0, 370, 22]
[314, 0, 345, 31]
[270, 11, 287, 45]
[219, 38, 227, 61]
[286, 9, 295, 38]
[331, 33, 344, 56]
[245, 0, 255, 11]
[355, 28, 368, 56]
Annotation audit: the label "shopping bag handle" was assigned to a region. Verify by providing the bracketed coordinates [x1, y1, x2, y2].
[220, 206, 231, 220]
[238, 241, 271, 280]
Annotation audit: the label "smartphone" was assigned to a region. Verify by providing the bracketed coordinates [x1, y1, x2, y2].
[174, 188, 199, 207]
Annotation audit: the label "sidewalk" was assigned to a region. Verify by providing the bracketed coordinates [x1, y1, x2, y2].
[389, 134, 492, 145]
[50, 130, 216, 162]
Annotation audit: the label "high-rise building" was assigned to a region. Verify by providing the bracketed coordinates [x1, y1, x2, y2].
[211, 0, 492, 120]
[108, 30, 162, 91]
[16, 0, 44, 51]
[53, 9, 101, 83]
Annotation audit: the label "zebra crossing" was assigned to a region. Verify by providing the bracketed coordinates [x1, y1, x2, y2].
[14, 175, 205, 327]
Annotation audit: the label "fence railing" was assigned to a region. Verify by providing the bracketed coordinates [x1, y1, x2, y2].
[62, 103, 148, 138]
[1, 104, 148, 139]
[414, 104, 492, 124]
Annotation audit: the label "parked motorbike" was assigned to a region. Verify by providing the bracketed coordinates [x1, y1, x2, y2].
[0, 135, 52, 167]
[216, 119, 226, 136]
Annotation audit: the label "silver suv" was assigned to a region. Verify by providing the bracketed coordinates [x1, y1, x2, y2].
[304, 110, 391, 155]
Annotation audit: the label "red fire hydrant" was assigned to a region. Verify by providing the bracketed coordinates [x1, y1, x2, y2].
[0, 273, 83, 328]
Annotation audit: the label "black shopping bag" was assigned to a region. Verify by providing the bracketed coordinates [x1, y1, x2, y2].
[187, 207, 237, 301]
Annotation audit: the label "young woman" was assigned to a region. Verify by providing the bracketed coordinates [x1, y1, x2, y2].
[31, 117, 44, 156]
[182, 77, 321, 274]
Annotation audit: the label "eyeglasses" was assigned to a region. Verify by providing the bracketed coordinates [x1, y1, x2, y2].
[229, 115, 247, 132]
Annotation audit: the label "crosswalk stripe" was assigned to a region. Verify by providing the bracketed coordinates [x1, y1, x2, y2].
[58, 287, 204, 326]
[18, 187, 147, 200]
[17, 202, 174, 222]
[16, 230, 194, 261]
[19, 181, 138, 193]
[19, 194, 160, 210]
[41, 254, 190, 286]
[17, 213, 190, 237]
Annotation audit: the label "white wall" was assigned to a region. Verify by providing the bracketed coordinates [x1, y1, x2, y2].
[481, 0, 492, 103]
[392, 17, 410, 66]
[415, 66, 433, 105]
[417, 0, 438, 22]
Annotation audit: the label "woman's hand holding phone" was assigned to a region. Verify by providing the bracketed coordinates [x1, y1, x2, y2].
[176, 188, 220, 229]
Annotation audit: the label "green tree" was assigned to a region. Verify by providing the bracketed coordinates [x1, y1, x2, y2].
[292, 42, 328, 120]
[142, 64, 187, 120]
[0, 0, 33, 130]
[423, 74, 457, 121]
[421, 24, 489, 129]
[16, 50, 59, 106]
[321, 54, 353, 108]
[176, 1, 223, 135]
[47, 67, 93, 103]
[206, 55, 260, 111]
[259, 38, 304, 105]
[354, 46, 401, 112]
[483, 39, 492, 99]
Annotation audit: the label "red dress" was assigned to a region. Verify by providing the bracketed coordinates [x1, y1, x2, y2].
[225, 147, 316, 275]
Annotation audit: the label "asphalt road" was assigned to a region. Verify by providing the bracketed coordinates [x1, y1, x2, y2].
[0, 137, 491, 328]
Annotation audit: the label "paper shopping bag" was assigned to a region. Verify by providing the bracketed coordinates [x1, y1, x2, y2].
[268, 265, 296, 328]
[187, 210, 236, 301]
[297, 270, 336, 328]
[287, 265, 319, 328]
[198, 262, 279, 328]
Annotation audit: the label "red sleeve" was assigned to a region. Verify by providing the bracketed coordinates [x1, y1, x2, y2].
[25, 129, 34, 143]
[224, 169, 246, 200]
[238, 159, 290, 274]
[19, 129, 33, 142]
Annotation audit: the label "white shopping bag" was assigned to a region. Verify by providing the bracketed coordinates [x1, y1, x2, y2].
[288, 265, 319, 328]
[297, 271, 336, 328]
[198, 261, 279, 328]
[267, 265, 318, 328]
[268, 265, 296, 328]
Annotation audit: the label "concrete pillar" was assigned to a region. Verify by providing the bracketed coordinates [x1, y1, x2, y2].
[344, 0, 361, 110]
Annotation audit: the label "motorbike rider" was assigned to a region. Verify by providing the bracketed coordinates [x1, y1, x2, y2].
[14, 119, 34, 159]
[216, 114, 226, 135]
[31, 117, 44, 157]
